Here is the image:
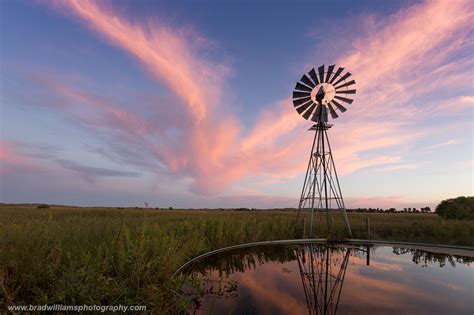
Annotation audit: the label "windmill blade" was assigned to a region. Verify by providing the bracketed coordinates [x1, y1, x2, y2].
[325, 64, 335, 83]
[308, 68, 319, 85]
[331, 100, 347, 112]
[333, 72, 352, 87]
[300, 74, 315, 88]
[335, 79, 356, 90]
[321, 105, 328, 122]
[311, 104, 323, 122]
[328, 103, 339, 119]
[293, 91, 311, 99]
[334, 95, 354, 104]
[318, 65, 325, 84]
[336, 89, 356, 94]
[293, 96, 311, 107]
[296, 100, 313, 114]
[295, 82, 313, 92]
[329, 67, 344, 84]
[302, 103, 317, 120]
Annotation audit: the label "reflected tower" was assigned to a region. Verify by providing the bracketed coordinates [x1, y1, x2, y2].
[295, 245, 368, 315]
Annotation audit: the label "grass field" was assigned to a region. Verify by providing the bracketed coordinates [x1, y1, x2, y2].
[1, 204, 473, 313]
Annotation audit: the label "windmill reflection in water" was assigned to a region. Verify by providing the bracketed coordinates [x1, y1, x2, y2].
[295, 244, 370, 315]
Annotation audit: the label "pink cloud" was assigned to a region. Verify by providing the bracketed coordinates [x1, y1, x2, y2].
[379, 163, 418, 171]
[0, 141, 47, 174]
[50, 0, 245, 193]
[339, 0, 473, 93]
[40, 0, 473, 196]
[32, 74, 151, 136]
[424, 139, 462, 151]
[312, 0, 473, 173]
[54, 0, 227, 122]
[242, 0, 473, 181]
[425, 95, 474, 117]
[40, 1, 308, 194]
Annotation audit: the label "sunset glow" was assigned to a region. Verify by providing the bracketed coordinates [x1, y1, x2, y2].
[1, 0, 472, 208]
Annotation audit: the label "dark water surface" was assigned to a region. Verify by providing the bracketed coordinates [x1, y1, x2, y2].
[182, 242, 473, 314]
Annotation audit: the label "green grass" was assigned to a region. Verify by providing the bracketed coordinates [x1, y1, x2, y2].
[1, 205, 473, 313]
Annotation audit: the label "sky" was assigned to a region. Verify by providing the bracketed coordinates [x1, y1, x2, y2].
[0, 0, 472, 209]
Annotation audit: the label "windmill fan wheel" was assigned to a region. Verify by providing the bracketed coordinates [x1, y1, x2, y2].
[292, 64, 356, 123]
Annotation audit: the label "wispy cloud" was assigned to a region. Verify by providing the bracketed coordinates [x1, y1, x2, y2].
[53, 0, 228, 122]
[379, 163, 418, 171]
[56, 159, 140, 182]
[1, 140, 138, 185]
[37, 0, 308, 194]
[0, 141, 48, 174]
[424, 139, 462, 151]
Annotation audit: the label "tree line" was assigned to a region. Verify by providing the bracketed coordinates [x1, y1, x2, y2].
[347, 207, 431, 213]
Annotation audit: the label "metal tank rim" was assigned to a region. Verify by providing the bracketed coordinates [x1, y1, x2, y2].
[172, 238, 474, 277]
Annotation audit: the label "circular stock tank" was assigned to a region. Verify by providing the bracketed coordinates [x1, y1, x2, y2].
[176, 240, 473, 315]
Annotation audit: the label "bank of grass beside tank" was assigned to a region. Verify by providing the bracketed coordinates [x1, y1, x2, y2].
[1, 205, 472, 313]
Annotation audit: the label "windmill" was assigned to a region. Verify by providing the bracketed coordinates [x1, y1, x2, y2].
[293, 64, 355, 237]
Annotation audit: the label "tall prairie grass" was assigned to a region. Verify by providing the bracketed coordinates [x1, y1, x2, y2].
[1, 205, 472, 313]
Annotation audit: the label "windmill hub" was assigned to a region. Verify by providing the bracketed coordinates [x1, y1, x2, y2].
[293, 64, 355, 238]
[312, 83, 336, 105]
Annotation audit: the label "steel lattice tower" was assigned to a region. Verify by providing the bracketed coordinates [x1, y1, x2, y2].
[296, 122, 352, 237]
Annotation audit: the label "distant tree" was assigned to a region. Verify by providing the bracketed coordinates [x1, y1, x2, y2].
[389, 208, 396, 213]
[169, 206, 173, 210]
[37, 204, 49, 209]
[235, 207, 251, 211]
[436, 196, 474, 220]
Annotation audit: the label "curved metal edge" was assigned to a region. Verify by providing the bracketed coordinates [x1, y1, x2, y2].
[344, 239, 474, 250]
[172, 239, 326, 277]
[172, 238, 474, 278]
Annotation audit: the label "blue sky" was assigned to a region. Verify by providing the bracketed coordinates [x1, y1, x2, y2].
[1, 0, 472, 209]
